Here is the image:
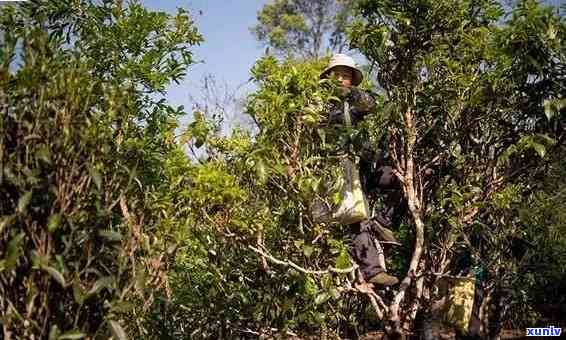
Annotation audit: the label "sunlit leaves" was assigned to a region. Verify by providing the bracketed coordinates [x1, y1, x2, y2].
[0, 233, 25, 272]
[47, 213, 62, 233]
[543, 98, 566, 121]
[252, 0, 353, 57]
[0, 1, 202, 338]
[335, 248, 351, 270]
[43, 265, 66, 287]
[353, 0, 565, 329]
[108, 320, 127, 340]
[58, 331, 87, 340]
[498, 134, 557, 165]
[17, 191, 32, 213]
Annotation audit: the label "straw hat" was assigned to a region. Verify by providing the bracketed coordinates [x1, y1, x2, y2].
[320, 54, 363, 86]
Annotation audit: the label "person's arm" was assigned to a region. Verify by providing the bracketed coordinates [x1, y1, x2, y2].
[374, 192, 407, 228]
[350, 88, 376, 112]
[375, 165, 398, 189]
[327, 105, 344, 124]
[349, 88, 376, 123]
[325, 88, 376, 125]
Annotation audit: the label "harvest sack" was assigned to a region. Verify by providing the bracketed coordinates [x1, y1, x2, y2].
[446, 277, 476, 334]
[435, 276, 476, 335]
[310, 101, 369, 225]
[311, 157, 370, 225]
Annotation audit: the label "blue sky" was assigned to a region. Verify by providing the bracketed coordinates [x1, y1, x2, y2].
[141, 0, 269, 128]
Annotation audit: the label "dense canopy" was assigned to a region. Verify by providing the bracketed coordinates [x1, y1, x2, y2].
[1, 0, 564, 338]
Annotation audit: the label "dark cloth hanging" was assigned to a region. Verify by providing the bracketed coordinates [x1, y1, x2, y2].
[323, 87, 406, 280]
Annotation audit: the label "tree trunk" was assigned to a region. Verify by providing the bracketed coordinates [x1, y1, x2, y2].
[387, 101, 426, 335]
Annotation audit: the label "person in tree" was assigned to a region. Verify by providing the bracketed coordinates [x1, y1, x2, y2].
[320, 54, 403, 286]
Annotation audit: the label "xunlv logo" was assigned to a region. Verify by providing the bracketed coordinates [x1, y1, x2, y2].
[526, 326, 562, 337]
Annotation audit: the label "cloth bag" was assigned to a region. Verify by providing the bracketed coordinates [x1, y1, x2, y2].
[311, 101, 370, 225]
[435, 276, 477, 335]
[445, 277, 476, 335]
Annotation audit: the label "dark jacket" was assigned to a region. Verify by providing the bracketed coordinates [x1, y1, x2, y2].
[325, 87, 406, 228]
[327, 87, 376, 125]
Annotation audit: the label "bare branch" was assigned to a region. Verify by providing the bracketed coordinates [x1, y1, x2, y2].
[248, 245, 358, 275]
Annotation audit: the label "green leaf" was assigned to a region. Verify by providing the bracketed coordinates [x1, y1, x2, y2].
[302, 113, 317, 124]
[44, 266, 66, 287]
[58, 331, 86, 339]
[2, 232, 25, 272]
[17, 191, 32, 213]
[335, 248, 351, 270]
[47, 213, 62, 233]
[314, 292, 329, 305]
[48, 325, 60, 340]
[73, 280, 85, 305]
[329, 288, 340, 300]
[256, 159, 267, 183]
[0, 215, 15, 235]
[303, 245, 314, 258]
[303, 277, 317, 296]
[109, 301, 135, 314]
[332, 191, 342, 206]
[89, 165, 102, 190]
[109, 320, 127, 340]
[98, 230, 122, 242]
[316, 128, 326, 145]
[544, 99, 555, 120]
[543, 99, 565, 121]
[532, 142, 546, 158]
[135, 266, 147, 292]
[537, 134, 556, 146]
[36, 146, 52, 164]
[87, 276, 114, 296]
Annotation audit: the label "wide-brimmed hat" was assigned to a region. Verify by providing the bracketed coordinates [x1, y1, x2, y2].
[320, 53, 363, 86]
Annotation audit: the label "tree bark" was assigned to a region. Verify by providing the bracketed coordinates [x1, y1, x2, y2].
[387, 102, 426, 335]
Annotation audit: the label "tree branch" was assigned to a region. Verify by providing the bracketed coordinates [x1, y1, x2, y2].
[248, 245, 358, 275]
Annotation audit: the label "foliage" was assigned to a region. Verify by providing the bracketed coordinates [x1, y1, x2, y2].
[350, 0, 565, 333]
[0, 1, 202, 338]
[2, 0, 566, 338]
[252, 0, 356, 58]
[154, 56, 377, 338]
